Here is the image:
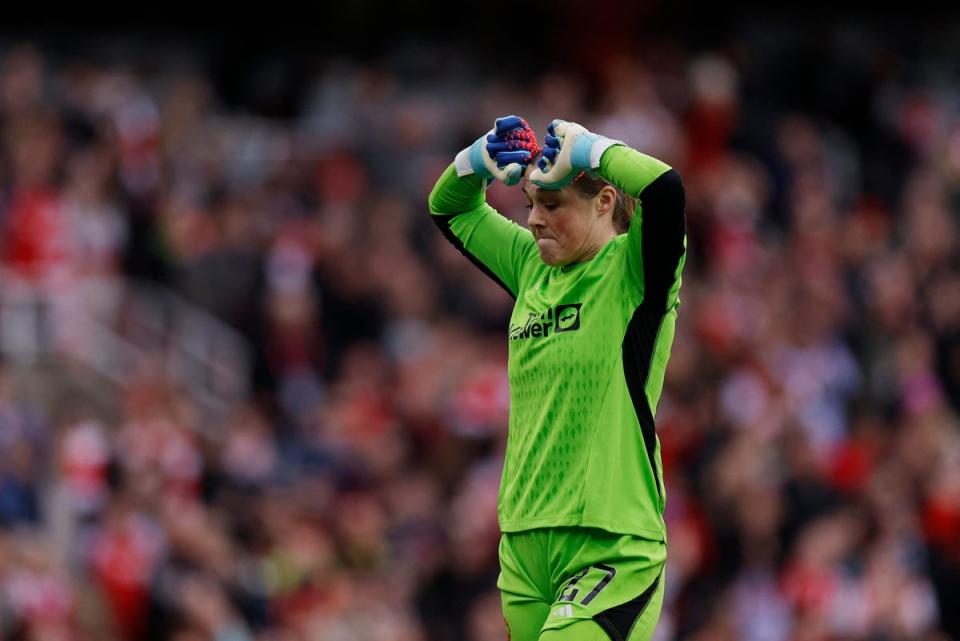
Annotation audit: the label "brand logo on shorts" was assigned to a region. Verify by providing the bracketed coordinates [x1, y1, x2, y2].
[509, 303, 582, 341]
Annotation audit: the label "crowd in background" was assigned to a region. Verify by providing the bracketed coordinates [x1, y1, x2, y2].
[0, 16, 959, 641]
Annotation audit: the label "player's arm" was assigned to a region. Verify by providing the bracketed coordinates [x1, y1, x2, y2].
[428, 116, 541, 298]
[528, 120, 686, 304]
[600, 146, 686, 305]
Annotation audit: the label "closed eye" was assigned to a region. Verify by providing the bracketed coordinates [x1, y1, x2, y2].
[524, 201, 559, 212]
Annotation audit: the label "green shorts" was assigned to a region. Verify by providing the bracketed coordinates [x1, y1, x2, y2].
[498, 528, 666, 641]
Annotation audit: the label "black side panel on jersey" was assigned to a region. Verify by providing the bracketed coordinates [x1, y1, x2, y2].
[432, 213, 516, 299]
[623, 307, 665, 502]
[621, 169, 686, 504]
[593, 571, 662, 641]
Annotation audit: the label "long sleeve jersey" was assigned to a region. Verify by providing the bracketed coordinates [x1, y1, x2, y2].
[428, 145, 686, 541]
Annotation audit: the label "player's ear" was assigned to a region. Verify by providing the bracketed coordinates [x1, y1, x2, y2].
[596, 185, 616, 216]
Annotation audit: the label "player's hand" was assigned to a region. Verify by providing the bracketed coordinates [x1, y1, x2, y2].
[527, 119, 622, 189]
[454, 115, 542, 186]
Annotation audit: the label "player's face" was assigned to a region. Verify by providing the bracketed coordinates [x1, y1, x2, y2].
[522, 182, 614, 266]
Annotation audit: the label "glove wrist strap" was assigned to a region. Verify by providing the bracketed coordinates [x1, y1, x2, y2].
[589, 138, 623, 170]
[454, 146, 476, 177]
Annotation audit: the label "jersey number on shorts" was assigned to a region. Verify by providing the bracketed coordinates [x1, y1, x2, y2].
[558, 563, 617, 606]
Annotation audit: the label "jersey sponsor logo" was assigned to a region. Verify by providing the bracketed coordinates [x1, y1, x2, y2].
[509, 303, 582, 341]
[555, 303, 582, 332]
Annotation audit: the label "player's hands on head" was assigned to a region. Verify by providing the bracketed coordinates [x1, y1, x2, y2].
[527, 119, 622, 190]
[455, 115, 542, 186]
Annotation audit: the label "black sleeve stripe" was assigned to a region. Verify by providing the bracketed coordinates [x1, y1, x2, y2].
[637, 168, 686, 306]
[622, 168, 687, 506]
[432, 213, 516, 300]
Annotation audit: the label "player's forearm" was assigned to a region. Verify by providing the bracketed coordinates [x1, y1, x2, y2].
[597, 145, 673, 198]
[428, 162, 488, 216]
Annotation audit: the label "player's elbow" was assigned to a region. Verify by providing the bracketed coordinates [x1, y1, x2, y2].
[427, 180, 447, 216]
[642, 169, 686, 231]
[651, 169, 685, 213]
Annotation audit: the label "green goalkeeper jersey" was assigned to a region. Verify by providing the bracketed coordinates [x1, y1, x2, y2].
[428, 145, 686, 541]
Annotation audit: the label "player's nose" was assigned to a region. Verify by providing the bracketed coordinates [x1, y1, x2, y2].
[527, 206, 545, 230]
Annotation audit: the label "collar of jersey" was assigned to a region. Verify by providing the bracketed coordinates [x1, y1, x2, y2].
[557, 238, 617, 273]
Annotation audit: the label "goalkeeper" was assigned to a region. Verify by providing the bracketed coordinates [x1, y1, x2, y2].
[428, 116, 686, 641]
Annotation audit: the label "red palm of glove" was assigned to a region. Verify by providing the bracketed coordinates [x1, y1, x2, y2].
[501, 124, 542, 158]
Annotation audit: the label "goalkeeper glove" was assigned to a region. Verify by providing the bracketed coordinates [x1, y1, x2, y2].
[454, 115, 541, 186]
[527, 119, 622, 189]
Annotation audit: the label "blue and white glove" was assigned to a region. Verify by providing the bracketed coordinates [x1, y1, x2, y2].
[454, 115, 542, 186]
[527, 119, 622, 189]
